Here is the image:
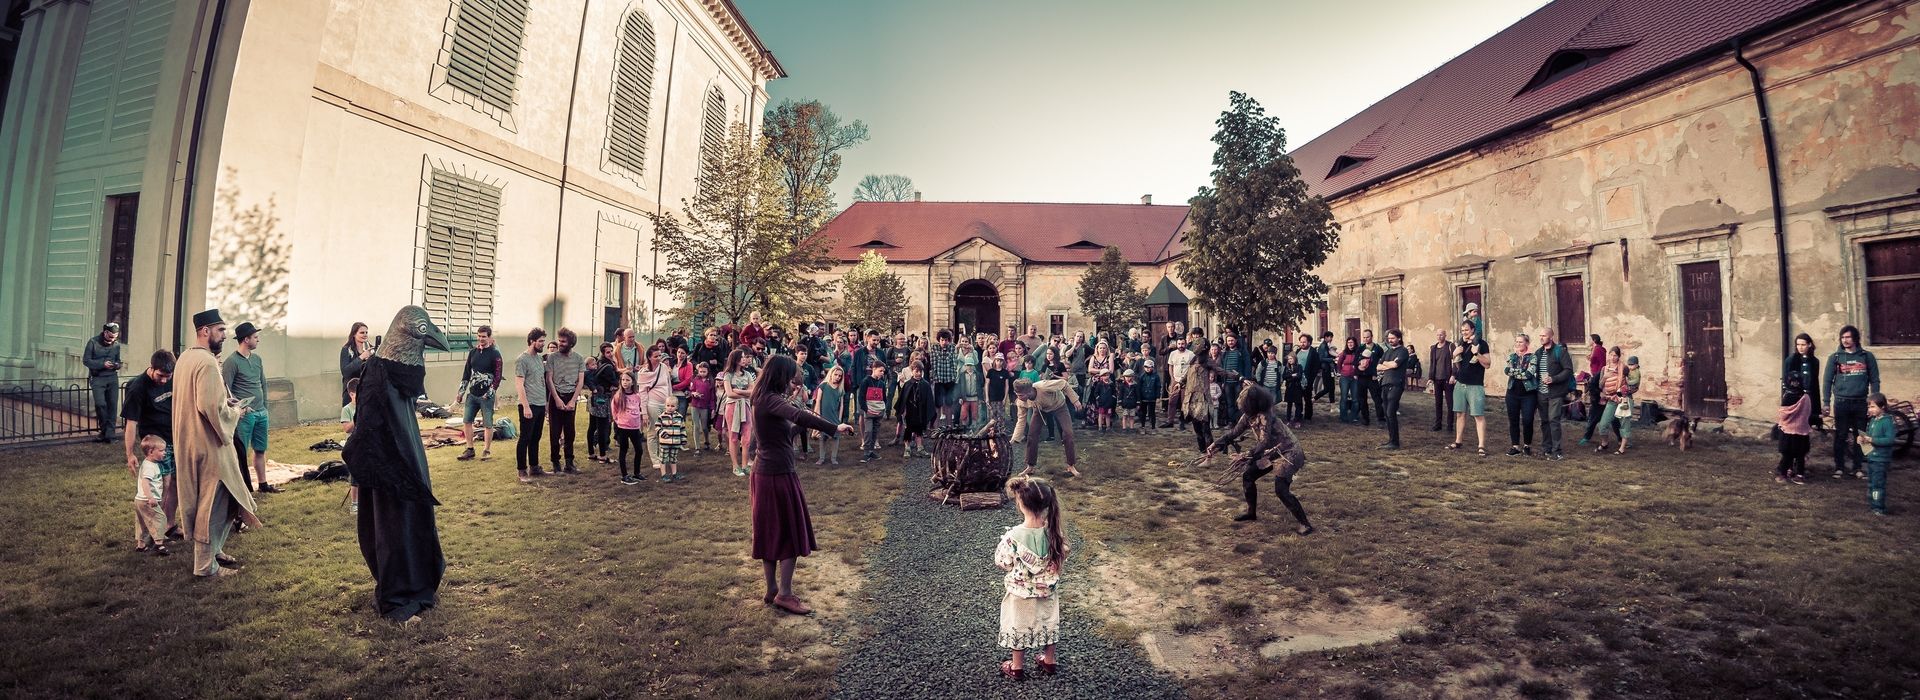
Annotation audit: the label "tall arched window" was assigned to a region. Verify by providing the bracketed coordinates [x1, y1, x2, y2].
[698, 85, 727, 194]
[606, 10, 657, 177]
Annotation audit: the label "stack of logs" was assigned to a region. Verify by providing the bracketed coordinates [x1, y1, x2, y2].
[926, 422, 1011, 510]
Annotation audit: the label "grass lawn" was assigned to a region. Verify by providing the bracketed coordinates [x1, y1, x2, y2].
[1, 398, 1916, 699]
[0, 408, 895, 699]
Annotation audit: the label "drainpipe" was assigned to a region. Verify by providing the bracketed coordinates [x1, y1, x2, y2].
[172, 0, 232, 352]
[549, 0, 592, 332]
[1732, 39, 1792, 357]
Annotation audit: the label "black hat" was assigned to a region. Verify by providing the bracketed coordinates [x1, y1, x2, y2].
[234, 322, 260, 341]
[191, 309, 224, 329]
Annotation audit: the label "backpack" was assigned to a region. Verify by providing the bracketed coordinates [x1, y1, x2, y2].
[304, 460, 350, 482]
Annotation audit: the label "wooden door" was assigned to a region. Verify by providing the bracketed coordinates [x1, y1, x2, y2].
[1679, 262, 1727, 419]
[1344, 317, 1360, 343]
[103, 194, 138, 327]
[1381, 294, 1400, 332]
[1317, 301, 1329, 339]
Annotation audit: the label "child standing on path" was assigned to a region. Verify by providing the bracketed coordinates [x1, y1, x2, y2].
[1089, 373, 1115, 432]
[996, 475, 1066, 681]
[1118, 370, 1140, 432]
[1776, 376, 1812, 484]
[1137, 359, 1161, 433]
[813, 366, 846, 465]
[1862, 393, 1896, 515]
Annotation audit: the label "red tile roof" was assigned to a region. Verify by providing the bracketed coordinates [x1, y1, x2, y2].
[1289, 0, 1832, 200]
[813, 201, 1191, 264]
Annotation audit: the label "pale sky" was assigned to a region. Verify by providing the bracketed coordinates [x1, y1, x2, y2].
[734, 0, 1552, 207]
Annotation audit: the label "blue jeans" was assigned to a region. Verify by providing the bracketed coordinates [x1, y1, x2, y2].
[1868, 459, 1889, 513]
[1339, 376, 1357, 422]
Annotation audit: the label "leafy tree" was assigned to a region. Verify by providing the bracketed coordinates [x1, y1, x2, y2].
[760, 99, 866, 320]
[841, 250, 909, 333]
[1178, 91, 1339, 336]
[207, 171, 290, 333]
[852, 174, 916, 202]
[647, 122, 786, 328]
[1076, 245, 1147, 335]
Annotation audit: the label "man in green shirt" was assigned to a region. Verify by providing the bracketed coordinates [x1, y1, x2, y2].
[223, 322, 276, 493]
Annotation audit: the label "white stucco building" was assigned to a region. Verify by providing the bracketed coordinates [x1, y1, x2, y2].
[0, 0, 782, 422]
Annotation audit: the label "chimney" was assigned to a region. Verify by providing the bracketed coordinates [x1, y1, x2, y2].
[1140, 194, 1152, 205]
[913, 191, 922, 202]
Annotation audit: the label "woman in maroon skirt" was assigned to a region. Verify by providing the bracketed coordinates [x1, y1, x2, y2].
[750, 354, 854, 615]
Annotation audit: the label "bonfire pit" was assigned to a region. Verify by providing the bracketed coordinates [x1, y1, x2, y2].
[926, 423, 1011, 509]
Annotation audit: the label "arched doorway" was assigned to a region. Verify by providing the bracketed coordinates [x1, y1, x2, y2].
[953, 279, 1000, 339]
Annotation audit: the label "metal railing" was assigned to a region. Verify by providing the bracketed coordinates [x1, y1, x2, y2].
[0, 377, 118, 446]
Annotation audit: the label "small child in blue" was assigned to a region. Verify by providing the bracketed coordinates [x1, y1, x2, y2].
[996, 475, 1066, 681]
[132, 435, 171, 556]
[1861, 393, 1896, 515]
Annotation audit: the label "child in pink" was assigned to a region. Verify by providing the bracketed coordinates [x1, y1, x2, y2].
[689, 364, 717, 452]
[613, 373, 648, 485]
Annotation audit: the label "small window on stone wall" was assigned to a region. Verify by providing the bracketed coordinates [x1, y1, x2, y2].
[1864, 236, 1920, 345]
[1049, 314, 1065, 338]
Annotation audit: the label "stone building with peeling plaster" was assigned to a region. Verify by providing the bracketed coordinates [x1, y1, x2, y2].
[1287, 0, 1919, 431]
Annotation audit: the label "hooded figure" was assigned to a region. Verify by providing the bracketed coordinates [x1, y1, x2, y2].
[343, 305, 449, 623]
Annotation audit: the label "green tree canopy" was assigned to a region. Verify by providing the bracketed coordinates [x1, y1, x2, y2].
[1178, 91, 1340, 337]
[1077, 245, 1147, 335]
[841, 250, 909, 332]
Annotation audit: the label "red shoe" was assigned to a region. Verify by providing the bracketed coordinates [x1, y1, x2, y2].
[1037, 659, 1058, 676]
[1000, 660, 1026, 681]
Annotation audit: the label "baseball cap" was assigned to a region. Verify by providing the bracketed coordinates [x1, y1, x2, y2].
[103, 322, 120, 332]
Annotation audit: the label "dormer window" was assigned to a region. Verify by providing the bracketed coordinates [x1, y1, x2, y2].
[859, 240, 898, 249]
[1327, 155, 1370, 178]
[1060, 240, 1105, 250]
[1519, 47, 1624, 95]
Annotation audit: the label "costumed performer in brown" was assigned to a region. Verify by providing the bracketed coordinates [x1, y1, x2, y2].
[1205, 384, 1314, 534]
[172, 308, 263, 577]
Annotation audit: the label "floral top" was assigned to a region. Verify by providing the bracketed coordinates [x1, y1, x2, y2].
[994, 524, 1060, 599]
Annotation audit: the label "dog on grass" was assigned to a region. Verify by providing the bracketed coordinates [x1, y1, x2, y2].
[1662, 410, 1695, 451]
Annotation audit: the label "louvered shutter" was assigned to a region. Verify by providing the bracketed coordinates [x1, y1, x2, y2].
[447, 0, 529, 113]
[425, 171, 502, 340]
[608, 13, 657, 175]
[698, 87, 727, 196]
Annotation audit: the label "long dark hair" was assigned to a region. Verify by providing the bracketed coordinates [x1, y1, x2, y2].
[723, 348, 748, 375]
[1238, 383, 1277, 417]
[1794, 332, 1816, 358]
[1005, 475, 1068, 574]
[753, 354, 800, 402]
[345, 322, 367, 350]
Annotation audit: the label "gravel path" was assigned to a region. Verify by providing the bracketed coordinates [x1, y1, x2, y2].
[830, 455, 1185, 700]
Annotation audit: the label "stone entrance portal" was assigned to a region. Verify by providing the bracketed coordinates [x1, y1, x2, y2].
[953, 279, 999, 338]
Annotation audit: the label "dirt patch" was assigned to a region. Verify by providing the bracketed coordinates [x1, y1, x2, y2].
[1257, 601, 1421, 658]
[1085, 547, 1422, 678]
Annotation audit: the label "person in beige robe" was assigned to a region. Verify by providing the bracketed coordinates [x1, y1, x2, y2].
[171, 310, 261, 577]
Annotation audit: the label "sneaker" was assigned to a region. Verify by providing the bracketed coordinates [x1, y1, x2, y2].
[620, 475, 638, 485]
[1547, 454, 1564, 462]
[1832, 469, 1845, 480]
[1775, 475, 1788, 484]
[1790, 475, 1807, 485]
[528, 468, 548, 478]
[634, 473, 648, 482]
[1506, 446, 1523, 457]
[564, 460, 579, 475]
[457, 447, 475, 461]
[1854, 471, 1867, 480]
[1524, 446, 1534, 456]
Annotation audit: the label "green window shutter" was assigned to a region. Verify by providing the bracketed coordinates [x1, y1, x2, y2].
[447, 0, 529, 113]
[424, 171, 501, 338]
[607, 12, 657, 176]
[698, 87, 727, 197]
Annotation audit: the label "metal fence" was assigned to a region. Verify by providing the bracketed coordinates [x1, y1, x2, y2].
[0, 377, 115, 446]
